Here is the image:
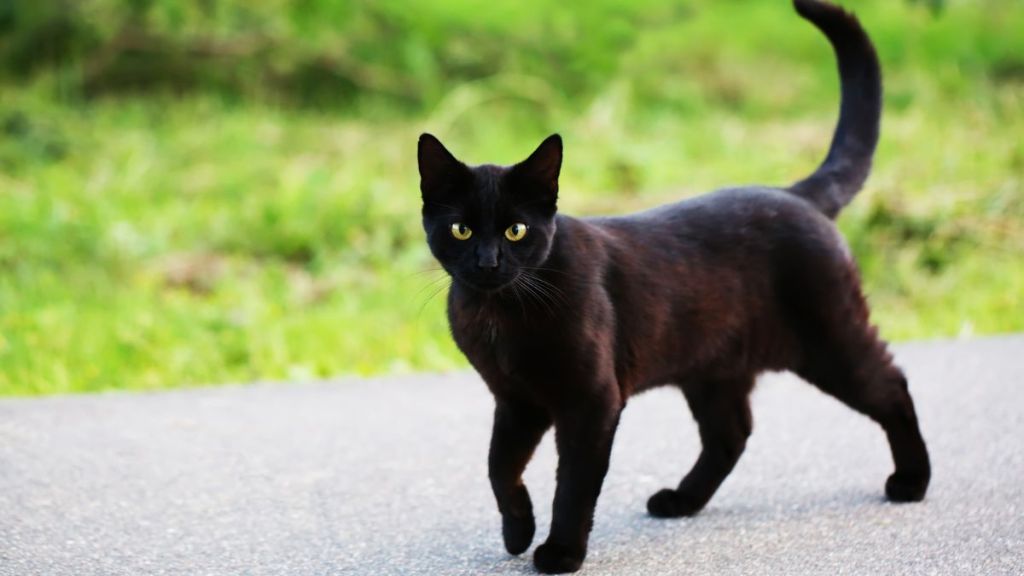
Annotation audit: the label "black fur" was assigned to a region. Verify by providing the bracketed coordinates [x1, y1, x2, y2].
[417, 2, 930, 573]
[790, 0, 882, 218]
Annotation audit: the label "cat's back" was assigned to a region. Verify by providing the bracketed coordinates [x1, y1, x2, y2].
[587, 185, 843, 256]
[571, 185, 855, 388]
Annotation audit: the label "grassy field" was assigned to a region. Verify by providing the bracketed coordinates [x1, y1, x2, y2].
[1, 0, 1022, 395]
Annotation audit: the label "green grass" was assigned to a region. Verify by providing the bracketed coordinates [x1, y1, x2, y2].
[1, 0, 1022, 395]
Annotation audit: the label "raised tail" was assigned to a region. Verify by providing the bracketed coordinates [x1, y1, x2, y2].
[788, 0, 882, 219]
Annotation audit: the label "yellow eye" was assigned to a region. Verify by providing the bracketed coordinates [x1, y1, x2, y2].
[505, 223, 528, 242]
[450, 223, 472, 240]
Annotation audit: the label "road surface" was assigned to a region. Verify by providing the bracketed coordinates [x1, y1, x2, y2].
[1, 336, 1023, 575]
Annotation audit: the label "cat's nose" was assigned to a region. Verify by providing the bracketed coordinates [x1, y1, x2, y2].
[476, 247, 500, 270]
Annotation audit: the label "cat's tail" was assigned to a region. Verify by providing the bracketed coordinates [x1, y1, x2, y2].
[787, 0, 881, 219]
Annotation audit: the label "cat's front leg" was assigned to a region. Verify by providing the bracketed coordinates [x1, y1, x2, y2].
[489, 398, 552, 555]
[534, 394, 622, 574]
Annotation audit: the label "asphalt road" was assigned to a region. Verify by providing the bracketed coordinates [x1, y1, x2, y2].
[2, 336, 1023, 575]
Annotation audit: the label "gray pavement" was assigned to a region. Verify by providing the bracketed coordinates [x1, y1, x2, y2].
[1, 335, 1023, 575]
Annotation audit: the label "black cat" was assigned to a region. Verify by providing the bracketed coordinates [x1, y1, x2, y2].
[416, 1, 930, 573]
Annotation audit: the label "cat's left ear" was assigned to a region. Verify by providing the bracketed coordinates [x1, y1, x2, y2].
[510, 134, 562, 203]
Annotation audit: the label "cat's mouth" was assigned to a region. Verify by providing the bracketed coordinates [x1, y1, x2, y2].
[457, 271, 518, 293]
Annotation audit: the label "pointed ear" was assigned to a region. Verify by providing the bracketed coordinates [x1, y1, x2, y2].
[418, 133, 467, 201]
[517, 134, 561, 188]
[509, 134, 562, 205]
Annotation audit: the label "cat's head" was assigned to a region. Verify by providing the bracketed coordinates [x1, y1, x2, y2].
[417, 133, 562, 292]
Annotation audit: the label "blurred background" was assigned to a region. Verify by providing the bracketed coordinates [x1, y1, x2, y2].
[0, 0, 1021, 395]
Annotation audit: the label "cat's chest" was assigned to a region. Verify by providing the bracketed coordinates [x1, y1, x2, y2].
[449, 304, 566, 392]
[454, 313, 532, 376]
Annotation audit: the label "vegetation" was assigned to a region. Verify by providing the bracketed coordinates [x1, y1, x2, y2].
[1, 0, 1021, 395]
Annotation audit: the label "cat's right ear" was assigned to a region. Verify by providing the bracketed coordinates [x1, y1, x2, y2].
[418, 133, 466, 202]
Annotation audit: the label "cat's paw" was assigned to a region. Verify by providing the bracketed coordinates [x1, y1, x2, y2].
[885, 471, 929, 502]
[533, 540, 584, 574]
[646, 488, 705, 518]
[502, 513, 535, 555]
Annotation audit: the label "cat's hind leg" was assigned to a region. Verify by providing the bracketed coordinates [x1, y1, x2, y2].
[647, 376, 754, 518]
[795, 319, 931, 502]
